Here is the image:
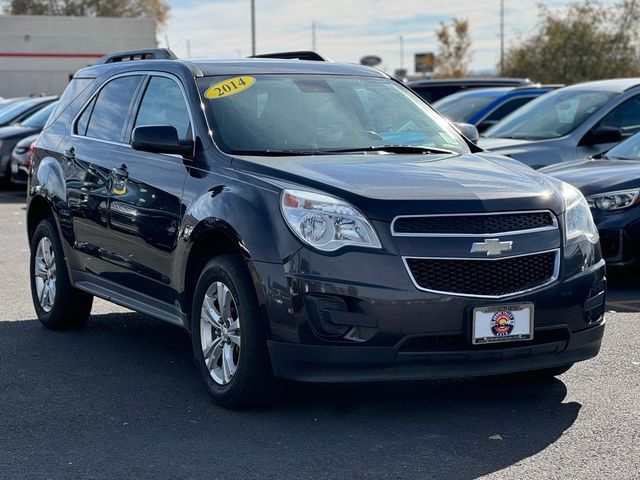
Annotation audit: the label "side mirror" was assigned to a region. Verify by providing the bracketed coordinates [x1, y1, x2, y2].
[131, 125, 193, 157]
[454, 122, 479, 144]
[582, 126, 623, 146]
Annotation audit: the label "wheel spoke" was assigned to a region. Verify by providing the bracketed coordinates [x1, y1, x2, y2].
[42, 239, 53, 267]
[217, 283, 230, 319]
[34, 258, 48, 278]
[204, 338, 223, 371]
[201, 300, 222, 330]
[228, 334, 241, 347]
[48, 280, 56, 305]
[222, 344, 233, 383]
[41, 282, 50, 308]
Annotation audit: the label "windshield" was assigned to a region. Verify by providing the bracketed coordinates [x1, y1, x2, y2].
[21, 101, 58, 128]
[0, 99, 46, 124]
[607, 132, 640, 159]
[484, 89, 617, 140]
[198, 75, 469, 155]
[433, 93, 500, 122]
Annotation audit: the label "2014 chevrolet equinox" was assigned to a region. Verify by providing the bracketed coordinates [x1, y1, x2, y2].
[26, 49, 606, 408]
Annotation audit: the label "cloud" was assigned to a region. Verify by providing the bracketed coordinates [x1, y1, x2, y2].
[163, 0, 616, 75]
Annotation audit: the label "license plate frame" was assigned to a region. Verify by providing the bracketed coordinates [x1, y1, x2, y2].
[472, 303, 534, 345]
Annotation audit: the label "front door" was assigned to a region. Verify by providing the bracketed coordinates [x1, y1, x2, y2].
[105, 75, 192, 305]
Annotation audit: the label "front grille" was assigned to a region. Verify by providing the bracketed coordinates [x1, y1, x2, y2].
[405, 251, 557, 297]
[393, 211, 555, 235]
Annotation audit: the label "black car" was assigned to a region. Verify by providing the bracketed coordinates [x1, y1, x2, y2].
[0, 96, 58, 128]
[407, 78, 533, 103]
[0, 101, 58, 186]
[542, 132, 640, 266]
[27, 49, 605, 408]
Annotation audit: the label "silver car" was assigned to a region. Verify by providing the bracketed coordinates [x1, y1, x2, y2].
[479, 79, 640, 169]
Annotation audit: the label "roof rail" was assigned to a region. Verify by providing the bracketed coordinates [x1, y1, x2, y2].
[96, 48, 178, 65]
[249, 51, 328, 61]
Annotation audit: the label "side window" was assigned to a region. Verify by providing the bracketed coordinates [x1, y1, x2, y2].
[599, 95, 640, 135]
[484, 96, 535, 122]
[134, 76, 192, 142]
[84, 75, 143, 142]
[75, 97, 96, 136]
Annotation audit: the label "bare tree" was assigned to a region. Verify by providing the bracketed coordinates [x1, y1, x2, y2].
[434, 18, 473, 78]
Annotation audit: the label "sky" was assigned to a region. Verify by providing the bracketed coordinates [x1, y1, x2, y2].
[161, 0, 615, 76]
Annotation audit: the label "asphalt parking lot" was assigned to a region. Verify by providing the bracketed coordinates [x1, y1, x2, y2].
[0, 187, 638, 480]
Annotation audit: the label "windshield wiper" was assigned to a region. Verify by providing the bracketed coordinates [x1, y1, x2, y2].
[229, 149, 328, 156]
[323, 145, 456, 155]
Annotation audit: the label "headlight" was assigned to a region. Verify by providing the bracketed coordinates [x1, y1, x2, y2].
[586, 189, 640, 211]
[281, 189, 381, 251]
[561, 182, 599, 244]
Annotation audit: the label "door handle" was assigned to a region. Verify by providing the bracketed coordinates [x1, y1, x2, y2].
[111, 164, 129, 180]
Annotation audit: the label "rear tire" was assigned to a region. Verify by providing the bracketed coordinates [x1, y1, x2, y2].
[30, 218, 93, 329]
[191, 254, 274, 409]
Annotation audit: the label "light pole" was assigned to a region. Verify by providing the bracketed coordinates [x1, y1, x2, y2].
[500, 0, 504, 74]
[251, 0, 256, 56]
[399, 35, 404, 71]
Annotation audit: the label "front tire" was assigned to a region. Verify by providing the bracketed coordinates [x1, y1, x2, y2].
[30, 218, 93, 329]
[191, 254, 274, 409]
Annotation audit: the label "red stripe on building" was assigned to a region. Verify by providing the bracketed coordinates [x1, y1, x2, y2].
[0, 52, 105, 58]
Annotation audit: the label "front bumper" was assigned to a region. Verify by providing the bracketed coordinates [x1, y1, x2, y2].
[257, 247, 606, 382]
[268, 322, 604, 382]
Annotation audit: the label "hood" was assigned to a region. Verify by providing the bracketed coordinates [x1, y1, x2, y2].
[233, 152, 564, 220]
[542, 157, 640, 195]
[478, 137, 534, 150]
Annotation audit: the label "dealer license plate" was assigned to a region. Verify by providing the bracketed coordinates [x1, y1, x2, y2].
[472, 303, 534, 344]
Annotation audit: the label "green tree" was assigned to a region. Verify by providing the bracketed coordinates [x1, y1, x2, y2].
[434, 18, 473, 78]
[502, 0, 640, 83]
[4, 0, 169, 25]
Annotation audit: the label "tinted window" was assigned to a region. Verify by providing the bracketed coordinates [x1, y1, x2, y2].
[85, 76, 143, 142]
[607, 132, 640, 159]
[598, 95, 640, 135]
[44, 78, 94, 129]
[483, 96, 536, 122]
[75, 97, 96, 136]
[433, 92, 502, 122]
[134, 76, 191, 142]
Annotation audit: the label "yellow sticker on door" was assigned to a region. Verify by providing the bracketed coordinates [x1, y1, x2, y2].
[204, 76, 256, 99]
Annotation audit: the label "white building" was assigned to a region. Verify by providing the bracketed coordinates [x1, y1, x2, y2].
[0, 15, 157, 98]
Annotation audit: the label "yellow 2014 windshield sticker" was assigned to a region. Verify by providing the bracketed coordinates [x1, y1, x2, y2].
[204, 76, 256, 99]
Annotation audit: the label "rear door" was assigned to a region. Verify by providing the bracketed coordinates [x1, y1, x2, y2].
[61, 74, 144, 276]
[105, 74, 192, 305]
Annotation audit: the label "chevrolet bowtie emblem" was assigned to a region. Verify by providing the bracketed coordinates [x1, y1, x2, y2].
[470, 238, 513, 256]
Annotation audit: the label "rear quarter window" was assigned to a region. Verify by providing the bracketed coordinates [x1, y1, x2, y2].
[43, 78, 95, 129]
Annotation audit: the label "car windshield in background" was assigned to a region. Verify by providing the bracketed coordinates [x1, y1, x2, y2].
[20, 101, 58, 129]
[198, 75, 469, 155]
[607, 132, 640, 159]
[432, 93, 500, 122]
[484, 89, 617, 140]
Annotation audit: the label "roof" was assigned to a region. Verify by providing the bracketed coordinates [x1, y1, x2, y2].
[407, 77, 531, 87]
[560, 78, 640, 92]
[75, 58, 388, 80]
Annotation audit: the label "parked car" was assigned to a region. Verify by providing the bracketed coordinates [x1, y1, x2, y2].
[27, 49, 605, 408]
[0, 97, 28, 112]
[432, 85, 559, 133]
[407, 78, 533, 103]
[479, 79, 640, 169]
[542, 132, 640, 267]
[0, 96, 58, 128]
[0, 101, 58, 186]
[10, 133, 39, 185]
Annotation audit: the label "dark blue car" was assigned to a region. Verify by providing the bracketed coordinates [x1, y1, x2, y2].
[433, 86, 559, 133]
